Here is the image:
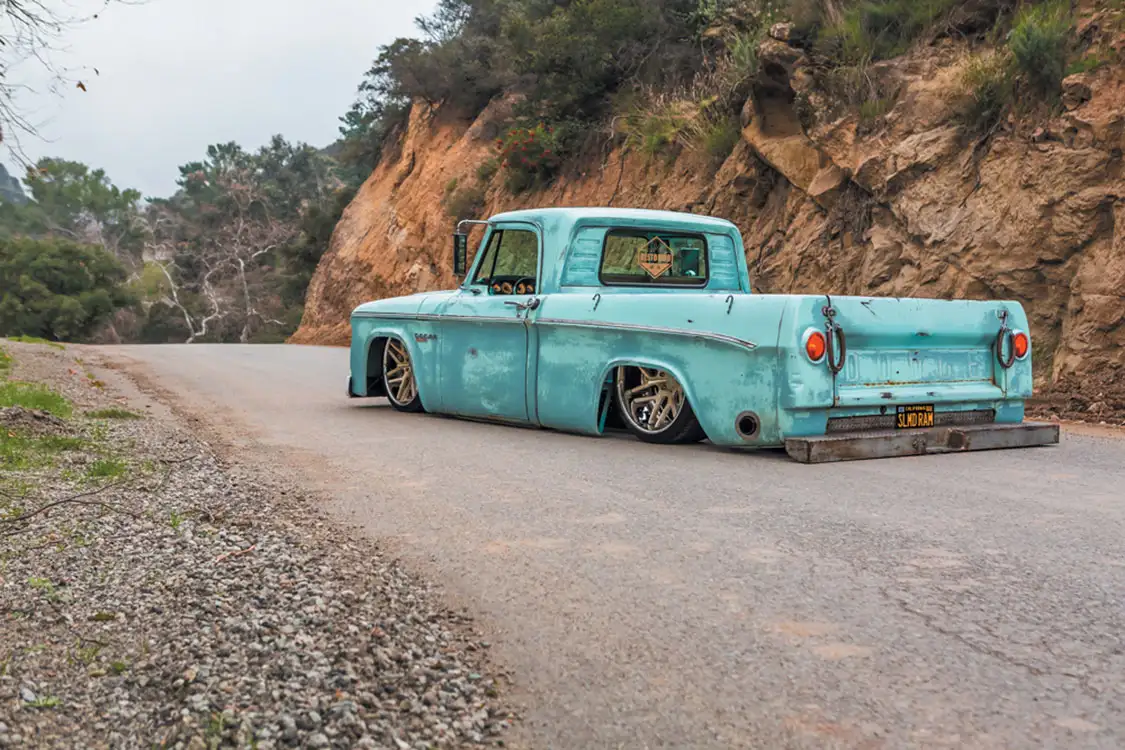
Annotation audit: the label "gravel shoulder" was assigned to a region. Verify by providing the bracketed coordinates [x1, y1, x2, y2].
[0, 340, 515, 749]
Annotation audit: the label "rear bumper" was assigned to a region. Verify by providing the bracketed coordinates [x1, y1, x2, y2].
[784, 422, 1060, 464]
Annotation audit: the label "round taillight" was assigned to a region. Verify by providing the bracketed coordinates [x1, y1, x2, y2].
[805, 330, 827, 362]
[1013, 331, 1029, 359]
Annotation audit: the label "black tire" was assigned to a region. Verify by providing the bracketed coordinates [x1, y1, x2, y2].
[614, 366, 707, 445]
[383, 338, 425, 413]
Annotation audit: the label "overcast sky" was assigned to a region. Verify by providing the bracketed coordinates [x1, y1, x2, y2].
[7, 0, 436, 199]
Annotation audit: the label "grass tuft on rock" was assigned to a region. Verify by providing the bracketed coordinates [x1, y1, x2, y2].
[86, 457, 128, 480]
[0, 433, 88, 471]
[0, 381, 73, 418]
[85, 408, 142, 420]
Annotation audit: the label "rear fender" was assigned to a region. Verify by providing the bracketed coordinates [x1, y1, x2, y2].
[598, 357, 702, 419]
[596, 357, 722, 442]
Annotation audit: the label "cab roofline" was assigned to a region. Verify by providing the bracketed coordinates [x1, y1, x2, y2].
[486, 207, 738, 232]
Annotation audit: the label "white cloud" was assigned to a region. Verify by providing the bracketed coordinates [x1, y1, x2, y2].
[7, 0, 436, 198]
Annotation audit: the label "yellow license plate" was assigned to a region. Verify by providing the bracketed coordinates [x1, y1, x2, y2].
[896, 404, 935, 429]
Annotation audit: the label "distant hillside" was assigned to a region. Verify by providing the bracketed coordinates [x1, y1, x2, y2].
[0, 164, 27, 205]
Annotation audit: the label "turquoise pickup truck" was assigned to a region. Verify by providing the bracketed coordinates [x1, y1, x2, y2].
[347, 207, 1058, 463]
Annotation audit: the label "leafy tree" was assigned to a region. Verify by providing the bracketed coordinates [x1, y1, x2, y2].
[337, 0, 723, 177]
[142, 136, 342, 343]
[20, 158, 144, 262]
[0, 236, 135, 341]
[277, 184, 358, 307]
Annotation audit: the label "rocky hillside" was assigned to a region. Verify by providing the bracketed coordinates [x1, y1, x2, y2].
[292, 5, 1124, 416]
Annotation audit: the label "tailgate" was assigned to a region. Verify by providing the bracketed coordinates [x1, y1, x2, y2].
[826, 296, 1028, 408]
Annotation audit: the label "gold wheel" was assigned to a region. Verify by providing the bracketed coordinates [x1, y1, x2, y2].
[383, 339, 420, 410]
[617, 367, 685, 433]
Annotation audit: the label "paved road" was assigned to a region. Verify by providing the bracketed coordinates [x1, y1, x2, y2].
[98, 344, 1125, 749]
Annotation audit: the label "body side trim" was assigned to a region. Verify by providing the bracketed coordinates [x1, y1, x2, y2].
[534, 317, 758, 351]
[354, 313, 758, 350]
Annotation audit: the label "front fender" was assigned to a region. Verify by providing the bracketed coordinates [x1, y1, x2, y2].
[349, 317, 439, 411]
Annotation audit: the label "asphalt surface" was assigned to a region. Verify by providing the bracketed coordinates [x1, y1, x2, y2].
[98, 344, 1125, 749]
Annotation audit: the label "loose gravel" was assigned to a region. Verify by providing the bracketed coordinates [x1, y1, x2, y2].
[0, 341, 514, 749]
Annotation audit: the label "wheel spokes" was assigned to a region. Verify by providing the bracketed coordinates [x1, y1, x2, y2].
[384, 339, 417, 406]
[620, 367, 685, 434]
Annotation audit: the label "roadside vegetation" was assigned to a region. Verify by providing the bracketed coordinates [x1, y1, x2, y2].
[336, 0, 1101, 194]
[0, 341, 510, 746]
[0, 148, 356, 346]
[0, 0, 1108, 344]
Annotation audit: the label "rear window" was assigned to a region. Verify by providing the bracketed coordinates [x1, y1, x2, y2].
[599, 229, 708, 287]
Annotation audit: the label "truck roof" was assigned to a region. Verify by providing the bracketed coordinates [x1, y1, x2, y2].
[477, 206, 748, 294]
[487, 207, 739, 233]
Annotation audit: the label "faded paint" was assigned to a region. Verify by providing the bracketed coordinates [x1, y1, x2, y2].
[349, 207, 1042, 451]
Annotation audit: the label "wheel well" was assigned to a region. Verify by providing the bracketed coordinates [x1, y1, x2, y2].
[597, 367, 624, 433]
[600, 363, 690, 434]
[366, 336, 389, 397]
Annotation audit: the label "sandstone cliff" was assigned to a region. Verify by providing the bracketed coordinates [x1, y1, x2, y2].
[293, 17, 1125, 419]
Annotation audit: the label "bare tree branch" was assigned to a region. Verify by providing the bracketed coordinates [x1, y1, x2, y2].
[0, 0, 149, 162]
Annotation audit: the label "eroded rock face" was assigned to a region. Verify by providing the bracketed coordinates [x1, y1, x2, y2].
[293, 32, 1125, 407]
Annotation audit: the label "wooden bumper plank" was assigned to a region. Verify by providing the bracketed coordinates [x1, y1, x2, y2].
[785, 422, 1061, 464]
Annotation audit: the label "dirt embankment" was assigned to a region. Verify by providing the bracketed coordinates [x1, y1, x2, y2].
[292, 10, 1125, 420]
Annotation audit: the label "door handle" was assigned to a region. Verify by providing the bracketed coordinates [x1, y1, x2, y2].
[504, 297, 541, 312]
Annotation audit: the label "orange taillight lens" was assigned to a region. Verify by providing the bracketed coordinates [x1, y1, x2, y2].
[1013, 331, 1029, 359]
[805, 331, 827, 362]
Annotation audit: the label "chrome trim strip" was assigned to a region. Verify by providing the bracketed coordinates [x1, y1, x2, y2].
[534, 318, 757, 351]
[352, 312, 759, 349]
[352, 312, 524, 325]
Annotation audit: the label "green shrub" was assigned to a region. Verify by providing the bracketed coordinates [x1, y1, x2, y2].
[698, 115, 741, 163]
[681, 100, 741, 164]
[0, 236, 135, 342]
[859, 96, 896, 123]
[620, 95, 695, 159]
[821, 61, 888, 112]
[789, 0, 829, 37]
[496, 123, 563, 193]
[0, 346, 10, 378]
[0, 381, 73, 417]
[959, 51, 1014, 133]
[475, 158, 499, 184]
[1009, 0, 1072, 97]
[726, 28, 765, 86]
[820, 0, 961, 63]
[443, 182, 487, 219]
[1068, 53, 1108, 76]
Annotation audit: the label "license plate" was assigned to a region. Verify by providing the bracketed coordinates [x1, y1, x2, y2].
[896, 404, 935, 429]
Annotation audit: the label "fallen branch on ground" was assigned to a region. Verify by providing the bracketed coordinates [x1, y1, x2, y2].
[0, 482, 135, 533]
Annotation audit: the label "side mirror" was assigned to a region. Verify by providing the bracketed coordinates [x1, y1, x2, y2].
[453, 233, 468, 278]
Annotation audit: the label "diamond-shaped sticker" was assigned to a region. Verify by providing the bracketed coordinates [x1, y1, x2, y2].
[636, 236, 673, 280]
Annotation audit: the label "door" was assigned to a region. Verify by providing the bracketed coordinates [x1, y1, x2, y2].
[436, 224, 541, 422]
